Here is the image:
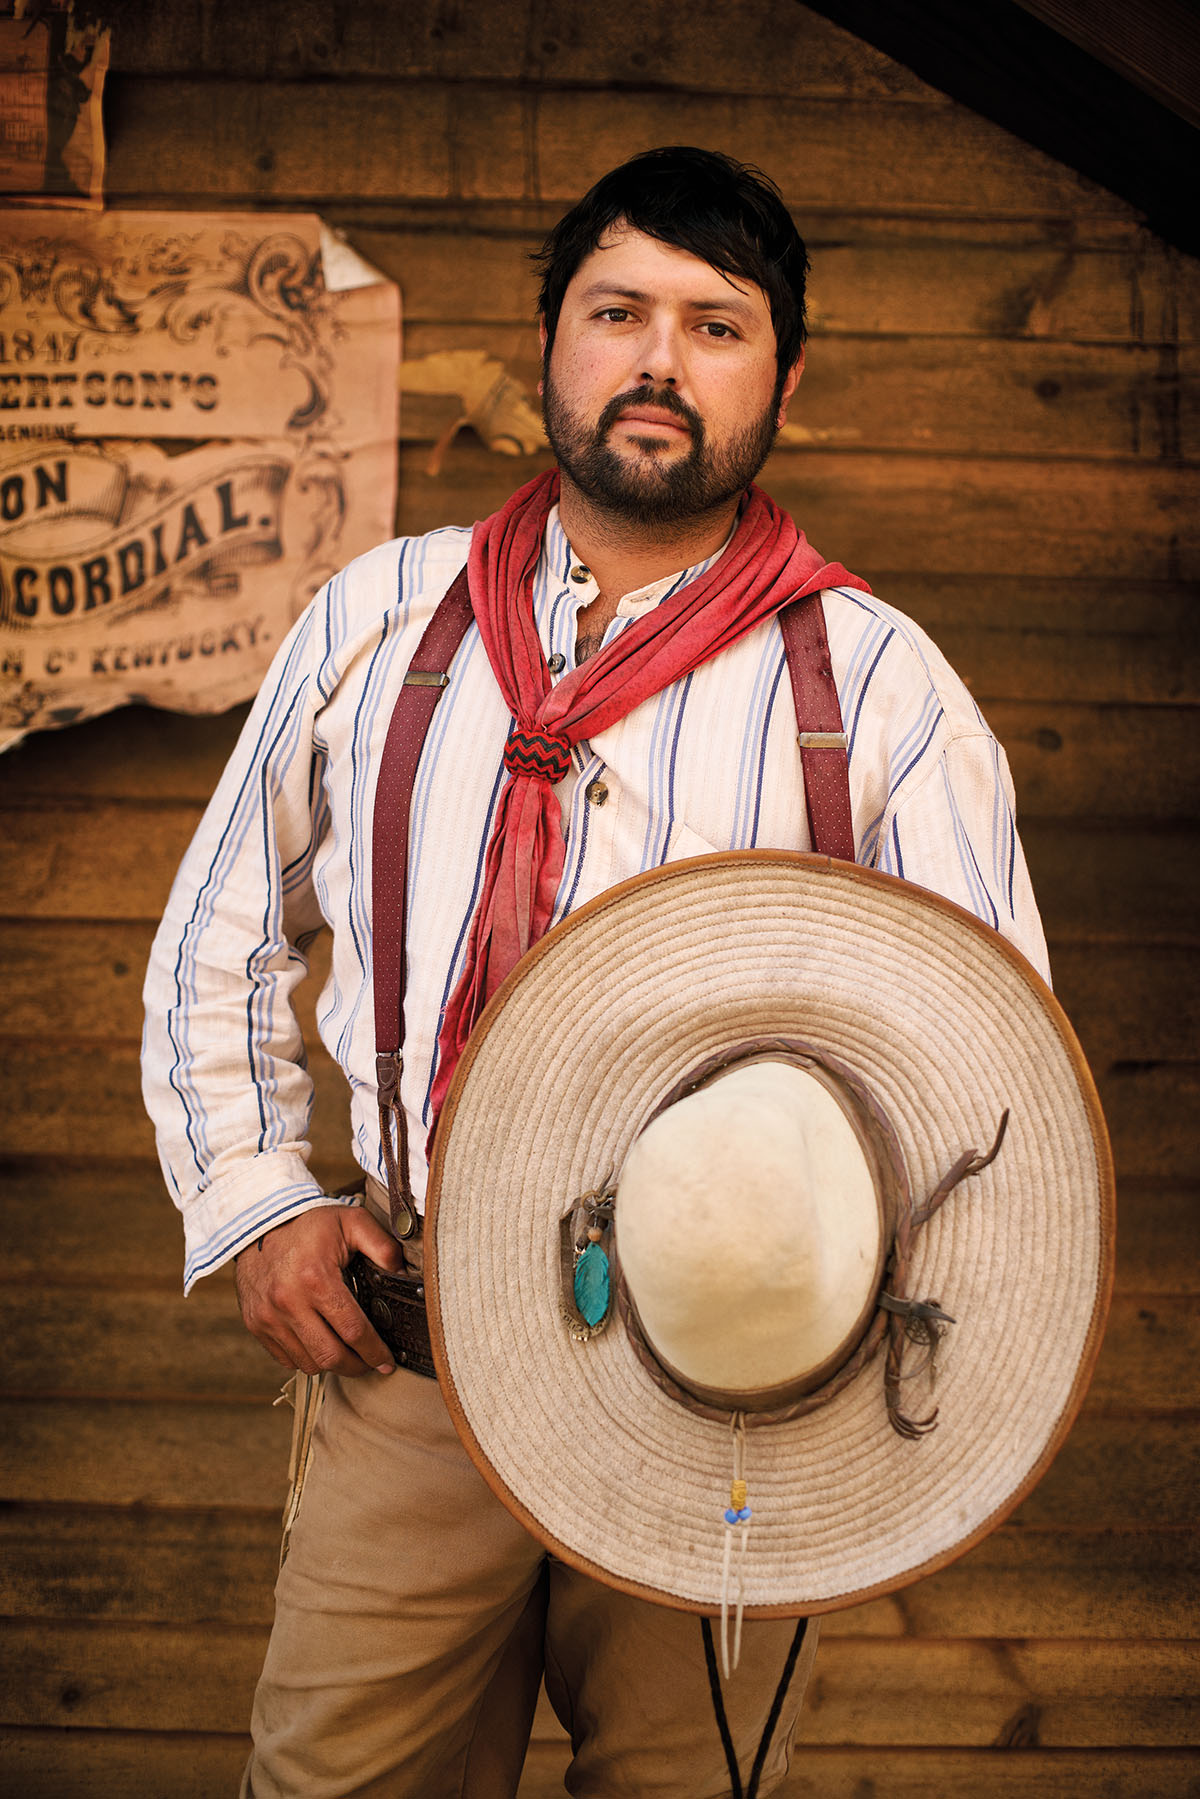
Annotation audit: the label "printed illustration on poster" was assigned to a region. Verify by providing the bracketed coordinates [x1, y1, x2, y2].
[0, 208, 400, 748]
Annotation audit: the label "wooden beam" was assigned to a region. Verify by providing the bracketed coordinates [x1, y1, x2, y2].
[1, 1290, 1192, 1411]
[2, 1503, 1195, 1638]
[2, 1401, 1196, 1521]
[3, 1619, 1198, 1742]
[2, 1397, 293, 1509]
[102, 0, 928, 98]
[2, 1730, 1195, 1799]
[102, 78, 1134, 219]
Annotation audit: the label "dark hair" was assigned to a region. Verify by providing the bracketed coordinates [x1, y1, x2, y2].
[533, 145, 809, 378]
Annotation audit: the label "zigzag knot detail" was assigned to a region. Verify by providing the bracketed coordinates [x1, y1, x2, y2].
[504, 728, 572, 784]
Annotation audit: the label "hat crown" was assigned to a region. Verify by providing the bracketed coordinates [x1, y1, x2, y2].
[616, 1061, 882, 1395]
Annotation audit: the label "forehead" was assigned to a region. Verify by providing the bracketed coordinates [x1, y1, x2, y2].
[563, 225, 772, 327]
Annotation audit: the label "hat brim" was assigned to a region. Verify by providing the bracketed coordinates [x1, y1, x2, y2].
[427, 852, 1114, 1617]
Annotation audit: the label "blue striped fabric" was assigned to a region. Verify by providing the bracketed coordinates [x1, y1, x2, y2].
[142, 507, 1049, 1291]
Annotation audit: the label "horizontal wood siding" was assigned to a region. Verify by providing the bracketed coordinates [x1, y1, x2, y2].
[0, 1, 1196, 1793]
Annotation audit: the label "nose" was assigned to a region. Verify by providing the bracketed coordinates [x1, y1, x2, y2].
[636, 316, 683, 388]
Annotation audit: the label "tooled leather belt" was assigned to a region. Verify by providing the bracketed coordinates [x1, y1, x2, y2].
[343, 1178, 436, 1378]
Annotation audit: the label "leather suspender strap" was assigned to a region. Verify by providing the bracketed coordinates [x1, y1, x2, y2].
[372, 565, 474, 1236]
[777, 594, 856, 862]
[371, 569, 853, 1231]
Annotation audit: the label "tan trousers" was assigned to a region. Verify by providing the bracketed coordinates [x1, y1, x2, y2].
[243, 1304, 819, 1797]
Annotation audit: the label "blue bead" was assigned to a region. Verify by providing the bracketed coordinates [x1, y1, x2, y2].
[724, 1508, 739, 1524]
[738, 1507, 752, 1522]
[573, 1241, 610, 1328]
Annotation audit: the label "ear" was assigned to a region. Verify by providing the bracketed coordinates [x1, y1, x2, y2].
[538, 316, 548, 396]
[775, 350, 804, 428]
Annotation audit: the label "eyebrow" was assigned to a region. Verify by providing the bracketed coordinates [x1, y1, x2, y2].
[577, 283, 760, 322]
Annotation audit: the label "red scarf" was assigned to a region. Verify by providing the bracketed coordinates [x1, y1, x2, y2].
[429, 468, 869, 1119]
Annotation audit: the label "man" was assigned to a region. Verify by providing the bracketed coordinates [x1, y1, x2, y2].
[143, 146, 1049, 1796]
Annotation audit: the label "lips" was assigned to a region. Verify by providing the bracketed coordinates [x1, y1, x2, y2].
[594, 386, 702, 447]
[616, 407, 691, 432]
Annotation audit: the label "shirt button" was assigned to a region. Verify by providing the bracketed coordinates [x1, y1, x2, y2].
[585, 779, 608, 806]
[547, 652, 566, 674]
[570, 564, 590, 583]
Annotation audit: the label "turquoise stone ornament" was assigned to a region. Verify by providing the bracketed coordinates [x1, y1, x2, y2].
[573, 1240, 611, 1329]
[558, 1179, 616, 1339]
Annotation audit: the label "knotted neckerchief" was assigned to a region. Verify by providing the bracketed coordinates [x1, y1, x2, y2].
[429, 468, 870, 1120]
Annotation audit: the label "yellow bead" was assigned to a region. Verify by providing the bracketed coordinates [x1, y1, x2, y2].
[730, 1479, 747, 1508]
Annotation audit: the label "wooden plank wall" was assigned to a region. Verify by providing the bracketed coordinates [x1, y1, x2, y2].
[1, 2, 1197, 1792]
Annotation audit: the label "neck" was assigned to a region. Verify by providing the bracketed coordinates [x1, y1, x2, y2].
[556, 472, 740, 603]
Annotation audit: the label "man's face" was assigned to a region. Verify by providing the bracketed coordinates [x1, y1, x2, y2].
[540, 225, 801, 526]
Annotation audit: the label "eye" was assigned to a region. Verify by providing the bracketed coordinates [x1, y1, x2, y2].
[597, 307, 632, 323]
[700, 321, 738, 340]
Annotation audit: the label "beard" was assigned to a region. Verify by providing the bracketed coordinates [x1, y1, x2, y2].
[541, 372, 779, 527]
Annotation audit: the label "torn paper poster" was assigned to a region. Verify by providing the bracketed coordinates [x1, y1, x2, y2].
[399, 348, 546, 474]
[0, 210, 398, 441]
[0, 209, 400, 748]
[0, 6, 109, 207]
[0, 435, 396, 738]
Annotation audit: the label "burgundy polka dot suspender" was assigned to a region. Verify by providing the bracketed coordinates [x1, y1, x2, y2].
[776, 595, 856, 864]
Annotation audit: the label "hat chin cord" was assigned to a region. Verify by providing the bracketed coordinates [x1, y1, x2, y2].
[701, 1606, 810, 1799]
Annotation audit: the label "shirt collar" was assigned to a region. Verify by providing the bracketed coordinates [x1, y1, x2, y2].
[544, 502, 734, 618]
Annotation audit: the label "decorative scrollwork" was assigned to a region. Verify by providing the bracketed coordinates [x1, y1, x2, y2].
[0, 224, 339, 430]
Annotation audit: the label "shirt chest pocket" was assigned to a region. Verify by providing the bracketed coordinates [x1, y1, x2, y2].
[663, 822, 720, 867]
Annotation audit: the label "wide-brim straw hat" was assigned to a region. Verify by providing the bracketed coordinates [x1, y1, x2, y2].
[426, 852, 1114, 1617]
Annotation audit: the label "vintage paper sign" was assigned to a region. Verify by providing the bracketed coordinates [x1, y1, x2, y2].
[0, 6, 109, 207]
[0, 210, 400, 747]
[400, 349, 547, 475]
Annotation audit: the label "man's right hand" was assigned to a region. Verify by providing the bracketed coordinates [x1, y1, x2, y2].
[235, 1204, 407, 1379]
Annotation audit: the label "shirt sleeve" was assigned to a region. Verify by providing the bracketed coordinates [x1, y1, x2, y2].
[870, 726, 1051, 983]
[141, 593, 356, 1293]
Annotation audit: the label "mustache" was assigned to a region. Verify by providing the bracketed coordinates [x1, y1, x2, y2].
[595, 385, 703, 442]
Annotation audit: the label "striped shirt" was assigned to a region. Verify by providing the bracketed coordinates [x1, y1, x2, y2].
[142, 504, 1049, 1293]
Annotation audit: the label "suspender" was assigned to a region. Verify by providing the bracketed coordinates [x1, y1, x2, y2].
[372, 567, 475, 1236]
[371, 565, 853, 1234]
[778, 602, 856, 865]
